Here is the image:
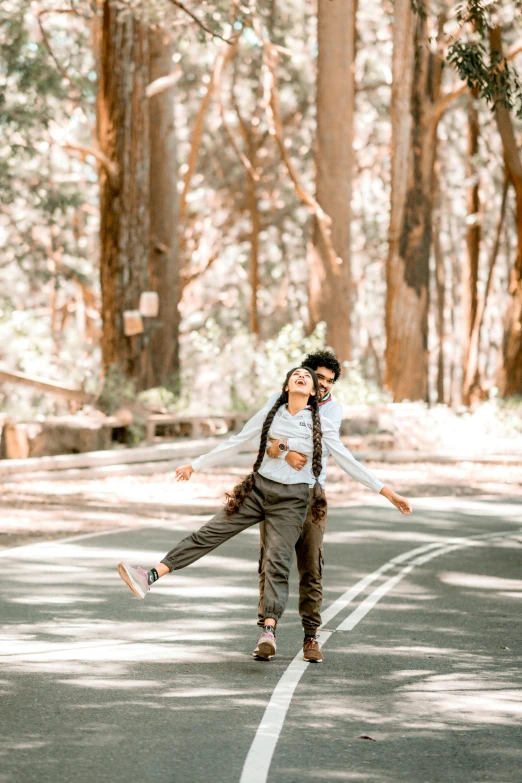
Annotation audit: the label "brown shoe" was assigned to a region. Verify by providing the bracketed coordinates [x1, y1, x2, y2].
[303, 636, 323, 663]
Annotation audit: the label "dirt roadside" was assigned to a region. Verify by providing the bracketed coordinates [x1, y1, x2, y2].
[1, 459, 520, 551]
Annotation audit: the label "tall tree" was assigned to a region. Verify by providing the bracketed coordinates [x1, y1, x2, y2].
[96, 0, 151, 389]
[308, 0, 357, 362]
[490, 26, 522, 396]
[385, 3, 444, 402]
[461, 89, 481, 405]
[97, 3, 180, 390]
[146, 29, 180, 387]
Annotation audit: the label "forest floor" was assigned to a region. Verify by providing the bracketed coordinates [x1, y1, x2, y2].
[1, 458, 521, 551]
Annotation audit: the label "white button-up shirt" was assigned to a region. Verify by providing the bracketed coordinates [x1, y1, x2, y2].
[266, 391, 342, 486]
[191, 397, 384, 494]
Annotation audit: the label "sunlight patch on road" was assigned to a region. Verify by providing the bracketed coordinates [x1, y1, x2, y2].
[439, 571, 522, 591]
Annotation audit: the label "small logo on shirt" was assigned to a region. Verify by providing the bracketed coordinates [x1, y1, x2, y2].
[299, 421, 313, 431]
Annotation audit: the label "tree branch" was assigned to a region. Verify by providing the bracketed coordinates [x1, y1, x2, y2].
[180, 250, 220, 292]
[253, 20, 341, 277]
[356, 79, 390, 94]
[166, 0, 235, 44]
[180, 37, 239, 223]
[219, 58, 259, 182]
[146, 66, 182, 98]
[36, 8, 85, 98]
[61, 142, 119, 186]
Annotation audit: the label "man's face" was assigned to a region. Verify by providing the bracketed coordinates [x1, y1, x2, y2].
[314, 366, 336, 400]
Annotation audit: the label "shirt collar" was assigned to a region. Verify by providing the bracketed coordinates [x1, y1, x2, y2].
[307, 392, 332, 409]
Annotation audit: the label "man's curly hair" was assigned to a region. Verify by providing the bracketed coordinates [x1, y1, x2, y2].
[301, 350, 341, 383]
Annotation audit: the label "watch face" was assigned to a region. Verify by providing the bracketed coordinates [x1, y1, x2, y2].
[278, 443, 286, 451]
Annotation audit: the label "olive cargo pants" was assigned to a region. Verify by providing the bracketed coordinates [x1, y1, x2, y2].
[257, 498, 326, 636]
[161, 473, 310, 621]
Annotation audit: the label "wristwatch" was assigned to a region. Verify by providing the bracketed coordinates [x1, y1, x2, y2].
[278, 439, 288, 452]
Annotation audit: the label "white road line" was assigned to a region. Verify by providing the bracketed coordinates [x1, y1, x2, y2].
[320, 541, 444, 626]
[239, 528, 522, 783]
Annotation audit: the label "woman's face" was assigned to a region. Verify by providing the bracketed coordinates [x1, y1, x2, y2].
[285, 368, 316, 397]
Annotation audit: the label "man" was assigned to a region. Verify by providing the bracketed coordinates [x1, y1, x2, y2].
[256, 349, 343, 663]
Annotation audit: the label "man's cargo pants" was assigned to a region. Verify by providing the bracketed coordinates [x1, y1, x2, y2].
[257, 495, 326, 636]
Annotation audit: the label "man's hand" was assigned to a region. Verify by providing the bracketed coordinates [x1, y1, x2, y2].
[266, 438, 282, 459]
[380, 486, 412, 515]
[285, 451, 307, 471]
[175, 464, 194, 482]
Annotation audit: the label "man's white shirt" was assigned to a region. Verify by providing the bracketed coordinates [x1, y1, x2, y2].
[191, 394, 384, 494]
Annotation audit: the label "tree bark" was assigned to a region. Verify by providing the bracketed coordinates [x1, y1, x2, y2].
[464, 175, 508, 401]
[97, 1, 151, 389]
[432, 166, 445, 403]
[309, 0, 356, 362]
[146, 29, 180, 387]
[245, 143, 260, 336]
[490, 28, 522, 396]
[385, 5, 443, 402]
[461, 89, 481, 405]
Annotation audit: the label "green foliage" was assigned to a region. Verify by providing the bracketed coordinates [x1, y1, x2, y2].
[449, 41, 522, 118]
[0, 0, 99, 416]
[138, 386, 179, 410]
[445, 0, 522, 117]
[179, 321, 388, 413]
[97, 365, 136, 415]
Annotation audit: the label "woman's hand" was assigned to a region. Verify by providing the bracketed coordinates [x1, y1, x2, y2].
[266, 439, 307, 470]
[175, 464, 194, 482]
[380, 486, 412, 515]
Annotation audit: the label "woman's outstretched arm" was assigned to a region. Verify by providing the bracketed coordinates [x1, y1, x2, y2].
[174, 398, 278, 481]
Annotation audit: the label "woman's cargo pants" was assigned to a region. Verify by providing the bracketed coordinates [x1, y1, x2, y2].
[161, 472, 310, 622]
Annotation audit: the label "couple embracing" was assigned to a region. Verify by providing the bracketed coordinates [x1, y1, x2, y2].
[118, 350, 411, 662]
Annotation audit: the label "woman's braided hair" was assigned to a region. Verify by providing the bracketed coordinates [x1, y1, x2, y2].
[308, 390, 327, 523]
[225, 366, 327, 523]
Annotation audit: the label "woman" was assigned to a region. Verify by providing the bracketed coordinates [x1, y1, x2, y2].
[118, 367, 412, 659]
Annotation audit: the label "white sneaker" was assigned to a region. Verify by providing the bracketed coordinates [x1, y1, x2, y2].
[118, 563, 150, 599]
[254, 627, 276, 659]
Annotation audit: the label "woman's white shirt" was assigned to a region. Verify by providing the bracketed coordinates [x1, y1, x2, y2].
[191, 401, 384, 494]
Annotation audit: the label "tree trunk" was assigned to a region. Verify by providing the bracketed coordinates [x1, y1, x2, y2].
[432, 167, 445, 403]
[490, 28, 522, 396]
[464, 175, 508, 401]
[146, 29, 180, 388]
[97, 1, 151, 390]
[385, 5, 442, 402]
[461, 89, 481, 405]
[309, 0, 356, 362]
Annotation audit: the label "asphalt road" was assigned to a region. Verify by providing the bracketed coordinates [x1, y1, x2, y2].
[1, 496, 521, 783]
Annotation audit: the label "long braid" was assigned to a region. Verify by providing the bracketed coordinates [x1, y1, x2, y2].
[225, 393, 284, 516]
[309, 394, 327, 523]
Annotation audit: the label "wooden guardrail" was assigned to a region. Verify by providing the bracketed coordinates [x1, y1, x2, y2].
[0, 367, 94, 404]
